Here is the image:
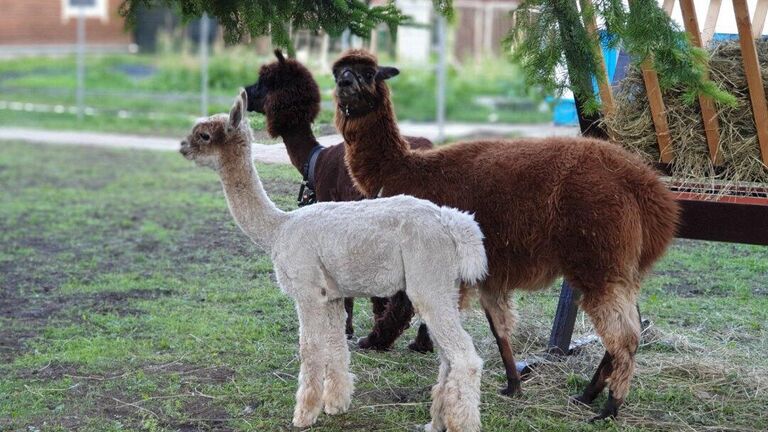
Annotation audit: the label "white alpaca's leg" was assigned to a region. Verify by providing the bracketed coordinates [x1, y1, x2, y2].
[293, 301, 328, 428]
[322, 298, 355, 415]
[425, 351, 450, 432]
[411, 285, 482, 432]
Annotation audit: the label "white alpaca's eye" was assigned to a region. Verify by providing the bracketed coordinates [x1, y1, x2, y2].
[199, 132, 210, 141]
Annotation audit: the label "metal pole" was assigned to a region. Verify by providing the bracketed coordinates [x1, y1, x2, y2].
[436, 15, 447, 143]
[76, 6, 86, 121]
[200, 13, 210, 117]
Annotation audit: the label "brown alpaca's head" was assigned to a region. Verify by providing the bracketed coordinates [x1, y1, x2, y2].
[244, 50, 320, 138]
[332, 49, 399, 119]
[180, 89, 251, 170]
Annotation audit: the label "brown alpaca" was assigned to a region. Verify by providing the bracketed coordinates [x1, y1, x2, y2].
[333, 49, 680, 421]
[244, 50, 434, 352]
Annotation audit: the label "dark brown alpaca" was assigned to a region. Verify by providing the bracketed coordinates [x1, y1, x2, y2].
[244, 51, 434, 352]
[333, 49, 680, 421]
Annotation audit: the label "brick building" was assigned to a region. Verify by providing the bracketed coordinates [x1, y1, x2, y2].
[0, 0, 131, 50]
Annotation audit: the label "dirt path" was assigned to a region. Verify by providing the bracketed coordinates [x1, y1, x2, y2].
[0, 123, 579, 165]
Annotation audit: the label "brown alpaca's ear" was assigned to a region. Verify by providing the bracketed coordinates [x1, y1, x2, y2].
[376, 66, 399, 81]
[274, 49, 286, 63]
[228, 89, 246, 131]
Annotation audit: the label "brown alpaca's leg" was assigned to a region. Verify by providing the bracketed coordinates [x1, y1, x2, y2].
[480, 290, 521, 397]
[344, 298, 354, 339]
[408, 322, 434, 353]
[370, 297, 389, 318]
[358, 291, 414, 351]
[483, 309, 522, 396]
[579, 281, 641, 421]
[572, 351, 613, 405]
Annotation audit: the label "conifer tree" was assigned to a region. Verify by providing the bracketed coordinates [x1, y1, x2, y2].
[120, 0, 409, 56]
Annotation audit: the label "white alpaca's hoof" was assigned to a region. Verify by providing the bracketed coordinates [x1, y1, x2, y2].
[323, 395, 351, 415]
[323, 374, 354, 415]
[292, 409, 319, 429]
[424, 422, 445, 432]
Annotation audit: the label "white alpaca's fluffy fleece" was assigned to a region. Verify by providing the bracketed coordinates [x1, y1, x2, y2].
[182, 90, 487, 431]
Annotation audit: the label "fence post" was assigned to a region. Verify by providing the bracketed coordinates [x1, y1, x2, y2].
[200, 13, 210, 117]
[436, 15, 447, 143]
[76, 6, 86, 121]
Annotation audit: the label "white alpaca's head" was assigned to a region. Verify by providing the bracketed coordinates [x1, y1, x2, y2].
[180, 89, 251, 170]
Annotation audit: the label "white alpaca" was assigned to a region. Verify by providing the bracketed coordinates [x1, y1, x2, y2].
[180, 89, 487, 431]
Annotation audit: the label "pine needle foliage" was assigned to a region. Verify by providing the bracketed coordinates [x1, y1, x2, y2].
[120, 0, 408, 56]
[507, 0, 736, 114]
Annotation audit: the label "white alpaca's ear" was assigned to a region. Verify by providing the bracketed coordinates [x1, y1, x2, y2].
[228, 89, 246, 130]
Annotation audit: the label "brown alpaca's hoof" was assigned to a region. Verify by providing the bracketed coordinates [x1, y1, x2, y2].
[499, 382, 523, 397]
[589, 394, 620, 422]
[589, 410, 617, 423]
[407, 339, 434, 354]
[357, 336, 391, 351]
[345, 327, 354, 340]
[570, 393, 595, 406]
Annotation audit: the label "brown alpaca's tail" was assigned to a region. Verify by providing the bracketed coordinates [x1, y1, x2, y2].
[632, 175, 680, 273]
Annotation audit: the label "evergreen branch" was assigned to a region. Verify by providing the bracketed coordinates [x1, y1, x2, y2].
[120, 0, 408, 54]
[507, 0, 735, 115]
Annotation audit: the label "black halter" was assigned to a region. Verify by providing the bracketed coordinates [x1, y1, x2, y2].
[297, 144, 324, 207]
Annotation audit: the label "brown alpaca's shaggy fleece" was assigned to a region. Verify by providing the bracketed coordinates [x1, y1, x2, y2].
[333, 49, 680, 420]
[245, 51, 433, 351]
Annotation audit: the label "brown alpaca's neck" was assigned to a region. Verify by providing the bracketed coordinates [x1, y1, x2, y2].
[218, 146, 287, 250]
[280, 123, 320, 173]
[337, 103, 411, 197]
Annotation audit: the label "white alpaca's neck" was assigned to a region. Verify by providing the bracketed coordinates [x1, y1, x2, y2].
[218, 154, 287, 251]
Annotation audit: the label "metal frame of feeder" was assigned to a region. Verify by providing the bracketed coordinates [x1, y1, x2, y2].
[542, 0, 768, 366]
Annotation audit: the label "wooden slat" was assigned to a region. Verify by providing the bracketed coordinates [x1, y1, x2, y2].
[628, 0, 673, 162]
[641, 61, 674, 163]
[733, 0, 768, 166]
[679, 0, 723, 164]
[579, 0, 614, 115]
[702, 0, 723, 46]
[753, 0, 768, 39]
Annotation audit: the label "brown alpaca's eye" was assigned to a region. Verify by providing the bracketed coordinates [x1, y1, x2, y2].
[199, 132, 210, 141]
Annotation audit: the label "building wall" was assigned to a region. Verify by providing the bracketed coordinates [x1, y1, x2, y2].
[0, 0, 131, 45]
[454, 0, 517, 62]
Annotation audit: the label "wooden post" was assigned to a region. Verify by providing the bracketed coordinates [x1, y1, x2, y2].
[662, 0, 676, 15]
[753, 0, 768, 39]
[680, 0, 723, 165]
[579, 0, 614, 115]
[628, 0, 674, 163]
[734, 0, 768, 166]
[702, 0, 723, 46]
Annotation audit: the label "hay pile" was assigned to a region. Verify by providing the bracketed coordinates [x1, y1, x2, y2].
[606, 40, 768, 190]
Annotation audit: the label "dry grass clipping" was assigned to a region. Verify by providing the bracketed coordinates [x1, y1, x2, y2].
[606, 40, 768, 192]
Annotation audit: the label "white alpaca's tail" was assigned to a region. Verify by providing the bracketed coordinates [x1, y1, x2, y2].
[440, 207, 488, 285]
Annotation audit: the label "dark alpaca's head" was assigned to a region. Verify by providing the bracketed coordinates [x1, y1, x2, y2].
[244, 50, 320, 138]
[332, 49, 399, 118]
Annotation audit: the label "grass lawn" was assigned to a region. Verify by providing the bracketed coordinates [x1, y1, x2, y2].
[1, 141, 766, 431]
[0, 52, 550, 136]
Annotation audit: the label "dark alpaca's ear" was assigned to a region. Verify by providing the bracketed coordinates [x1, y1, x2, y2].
[376, 66, 399, 81]
[274, 49, 286, 63]
[229, 89, 246, 131]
